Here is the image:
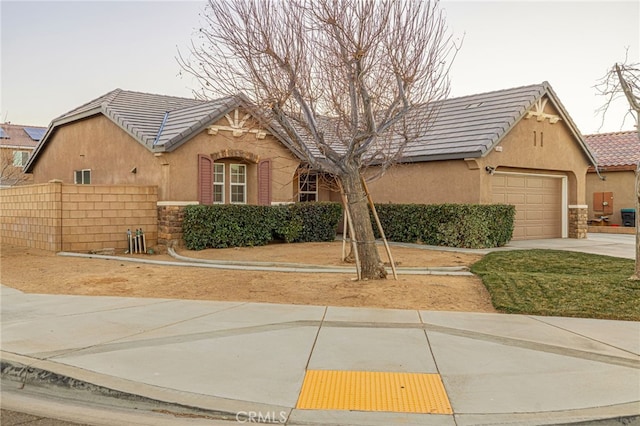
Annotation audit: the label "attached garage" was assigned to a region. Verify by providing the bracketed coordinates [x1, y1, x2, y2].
[492, 173, 567, 240]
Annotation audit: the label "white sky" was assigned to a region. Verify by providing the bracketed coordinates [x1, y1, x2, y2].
[1, 0, 639, 134]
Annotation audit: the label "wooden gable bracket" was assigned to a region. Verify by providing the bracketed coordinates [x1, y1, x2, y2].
[525, 99, 561, 124]
[207, 108, 269, 139]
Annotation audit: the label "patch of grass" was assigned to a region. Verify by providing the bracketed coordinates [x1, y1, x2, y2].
[471, 250, 640, 321]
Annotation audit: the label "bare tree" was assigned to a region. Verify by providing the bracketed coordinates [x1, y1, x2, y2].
[0, 150, 30, 187]
[179, 0, 457, 279]
[595, 58, 640, 278]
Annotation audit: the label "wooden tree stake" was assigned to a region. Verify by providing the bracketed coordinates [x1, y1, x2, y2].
[361, 176, 398, 280]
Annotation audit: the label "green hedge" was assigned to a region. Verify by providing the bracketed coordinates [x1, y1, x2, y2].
[183, 202, 513, 250]
[373, 203, 515, 248]
[182, 202, 342, 250]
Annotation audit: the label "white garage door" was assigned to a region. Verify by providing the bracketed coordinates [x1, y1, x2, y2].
[492, 173, 564, 240]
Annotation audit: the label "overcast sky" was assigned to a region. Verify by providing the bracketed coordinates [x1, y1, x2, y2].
[1, 0, 638, 135]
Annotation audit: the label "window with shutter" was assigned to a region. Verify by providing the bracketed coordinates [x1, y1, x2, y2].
[258, 159, 271, 205]
[198, 154, 213, 205]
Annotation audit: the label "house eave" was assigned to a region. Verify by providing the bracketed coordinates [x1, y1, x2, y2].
[588, 164, 637, 172]
[397, 151, 483, 164]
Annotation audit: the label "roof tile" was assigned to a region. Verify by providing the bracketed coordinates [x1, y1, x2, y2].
[584, 131, 640, 167]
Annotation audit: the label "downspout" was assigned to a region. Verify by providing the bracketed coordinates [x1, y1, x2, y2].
[153, 111, 170, 146]
[595, 164, 606, 181]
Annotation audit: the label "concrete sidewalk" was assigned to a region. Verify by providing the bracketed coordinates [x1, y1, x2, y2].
[1, 285, 638, 425]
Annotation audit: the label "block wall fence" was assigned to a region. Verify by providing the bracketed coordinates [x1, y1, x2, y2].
[1, 181, 158, 252]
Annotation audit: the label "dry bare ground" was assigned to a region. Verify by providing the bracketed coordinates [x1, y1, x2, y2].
[0, 242, 496, 312]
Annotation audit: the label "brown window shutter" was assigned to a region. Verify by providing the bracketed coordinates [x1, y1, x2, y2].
[258, 159, 272, 206]
[198, 154, 213, 205]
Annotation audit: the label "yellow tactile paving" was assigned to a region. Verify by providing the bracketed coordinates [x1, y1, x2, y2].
[296, 370, 452, 414]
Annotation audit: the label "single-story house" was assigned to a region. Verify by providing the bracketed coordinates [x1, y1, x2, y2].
[1, 122, 46, 187]
[584, 131, 639, 226]
[25, 81, 596, 240]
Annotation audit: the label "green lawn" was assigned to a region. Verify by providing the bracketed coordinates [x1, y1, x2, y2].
[471, 250, 640, 321]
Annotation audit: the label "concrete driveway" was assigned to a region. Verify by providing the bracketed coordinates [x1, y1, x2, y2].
[390, 232, 636, 260]
[503, 233, 636, 259]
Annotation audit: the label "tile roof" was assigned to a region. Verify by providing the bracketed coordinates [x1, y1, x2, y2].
[287, 82, 593, 164]
[55, 89, 223, 149]
[390, 81, 597, 163]
[0, 123, 47, 149]
[26, 90, 262, 171]
[401, 84, 548, 160]
[584, 131, 640, 168]
[26, 82, 596, 171]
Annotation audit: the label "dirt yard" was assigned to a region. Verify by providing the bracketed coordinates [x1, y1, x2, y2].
[0, 242, 496, 312]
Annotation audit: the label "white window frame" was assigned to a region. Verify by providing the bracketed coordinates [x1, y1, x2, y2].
[213, 163, 225, 204]
[12, 150, 29, 167]
[230, 163, 246, 204]
[298, 172, 318, 202]
[74, 169, 91, 184]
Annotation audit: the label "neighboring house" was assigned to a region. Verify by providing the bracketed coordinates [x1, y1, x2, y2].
[0, 123, 46, 187]
[26, 82, 596, 240]
[584, 131, 640, 226]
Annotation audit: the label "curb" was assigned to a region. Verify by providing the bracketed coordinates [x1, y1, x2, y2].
[0, 351, 288, 422]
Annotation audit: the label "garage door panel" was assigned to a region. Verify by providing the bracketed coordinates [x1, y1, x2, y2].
[507, 194, 526, 204]
[526, 178, 544, 189]
[525, 226, 544, 237]
[543, 194, 559, 204]
[525, 210, 544, 220]
[492, 174, 563, 240]
[526, 194, 544, 204]
[544, 179, 562, 189]
[507, 177, 526, 188]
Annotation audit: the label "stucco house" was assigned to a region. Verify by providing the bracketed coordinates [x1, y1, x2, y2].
[584, 131, 639, 226]
[25, 82, 596, 240]
[1, 123, 46, 187]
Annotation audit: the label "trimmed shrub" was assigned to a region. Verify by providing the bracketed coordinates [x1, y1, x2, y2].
[288, 202, 343, 242]
[183, 205, 275, 250]
[373, 203, 515, 248]
[183, 202, 342, 250]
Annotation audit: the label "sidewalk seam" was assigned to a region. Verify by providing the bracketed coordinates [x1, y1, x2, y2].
[528, 315, 640, 357]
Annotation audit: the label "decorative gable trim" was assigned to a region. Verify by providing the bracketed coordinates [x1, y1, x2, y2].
[524, 98, 561, 124]
[207, 108, 269, 139]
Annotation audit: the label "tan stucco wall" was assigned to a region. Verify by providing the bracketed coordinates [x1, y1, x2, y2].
[586, 170, 635, 226]
[31, 113, 302, 203]
[478, 98, 590, 205]
[367, 160, 481, 204]
[32, 115, 160, 187]
[160, 113, 301, 203]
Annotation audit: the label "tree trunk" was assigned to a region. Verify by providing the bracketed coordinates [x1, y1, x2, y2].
[341, 170, 387, 280]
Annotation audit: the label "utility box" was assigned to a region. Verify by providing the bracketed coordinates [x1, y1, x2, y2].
[621, 208, 636, 227]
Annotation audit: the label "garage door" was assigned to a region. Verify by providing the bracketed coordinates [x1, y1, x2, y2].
[492, 174, 563, 240]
